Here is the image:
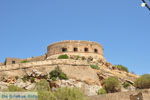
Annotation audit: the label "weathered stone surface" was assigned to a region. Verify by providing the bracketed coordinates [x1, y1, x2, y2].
[49, 79, 101, 96]
[0, 82, 9, 90]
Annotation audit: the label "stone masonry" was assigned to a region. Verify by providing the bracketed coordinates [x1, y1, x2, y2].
[2, 40, 105, 65]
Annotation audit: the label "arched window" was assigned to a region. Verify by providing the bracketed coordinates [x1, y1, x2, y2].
[73, 48, 78, 52]
[62, 48, 67, 52]
[84, 48, 89, 52]
[94, 49, 98, 53]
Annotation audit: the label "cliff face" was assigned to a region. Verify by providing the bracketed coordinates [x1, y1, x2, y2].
[0, 58, 138, 96]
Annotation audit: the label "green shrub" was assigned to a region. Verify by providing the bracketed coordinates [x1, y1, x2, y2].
[59, 73, 68, 80]
[54, 87, 86, 100]
[20, 60, 29, 63]
[30, 77, 35, 83]
[22, 75, 29, 82]
[90, 65, 100, 70]
[15, 76, 19, 80]
[122, 82, 130, 88]
[7, 85, 24, 92]
[22, 75, 35, 83]
[97, 88, 107, 95]
[134, 74, 150, 89]
[58, 54, 69, 59]
[35, 79, 50, 91]
[49, 66, 68, 81]
[38, 91, 56, 100]
[104, 77, 121, 93]
[38, 87, 86, 100]
[113, 65, 129, 72]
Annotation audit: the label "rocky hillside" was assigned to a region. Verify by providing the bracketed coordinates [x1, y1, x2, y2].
[0, 56, 138, 96]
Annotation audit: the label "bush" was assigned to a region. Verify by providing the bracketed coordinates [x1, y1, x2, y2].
[22, 75, 29, 82]
[20, 61, 29, 63]
[134, 74, 150, 89]
[7, 85, 24, 92]
[38, 91, 56, 100]
[113, 65, 129, 72]
[22, 75, 35, 83]
[15, 76, 19, 80]
[59, 73, 68, 80]
[122, 82, 130, 88]
[54, 87, 86, 100]
[90, 65, 100, 70]
[38, 87, 86, 100]
[30, 77, 35, 83]
[97, 88, 107, 95]
[35, 79, 50, 91]
[103, 77, 121, 93]
[58, 54, 69, 59]
[49, 66, 68, 81]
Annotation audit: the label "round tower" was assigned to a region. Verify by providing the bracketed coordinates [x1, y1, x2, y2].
[47, 40, 104, 60]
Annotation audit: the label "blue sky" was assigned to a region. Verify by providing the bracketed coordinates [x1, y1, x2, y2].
[0, 0, 149, 75]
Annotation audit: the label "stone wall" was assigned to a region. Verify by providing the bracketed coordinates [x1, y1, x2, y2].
[47, 52, 105, 61]
[88, 89, 150, 100]
[5, 58, 23, 65]
[4, 55, 46, 65]
[0, 59, 90, 72]
[2, 40, 104, 65]
[25, 55, 46, 62]
[0, 59, 137, 85]
[0, 63, 4, 66]
[47, 40, 104, 60]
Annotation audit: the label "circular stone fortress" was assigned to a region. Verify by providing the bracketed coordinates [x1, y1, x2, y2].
[1, 40, 105, 65]
[47, 40, 104, 60]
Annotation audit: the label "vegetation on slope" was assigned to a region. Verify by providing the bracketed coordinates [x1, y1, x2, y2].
[113, 65, 129, 72]
[97, 88, 107, 95]
[103, 76, 121, 93]
[134, 74, 150, 89]
[20, 60, 30, 63]
[90, 65, 100, 70]
[49, 66, 68, 81]
[35, 79, 50, 91]
[58, 54, 69, 59]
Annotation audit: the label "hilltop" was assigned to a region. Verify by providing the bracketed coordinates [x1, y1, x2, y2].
[0, 40, 138, 96]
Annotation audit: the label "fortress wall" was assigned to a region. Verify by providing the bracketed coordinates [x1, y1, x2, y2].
[3, 40, 104, 65]
[47, 52, 105, 61]
[4, 55, 46, 65]
[5, 58, 23, 65]
[89, 89, 150, 100]
[47, 40, 104, 58]
[25, 55, 46, 62]
[0, 59, 90, 71]
[0, 63, 3, 65]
